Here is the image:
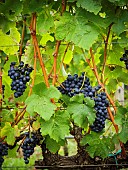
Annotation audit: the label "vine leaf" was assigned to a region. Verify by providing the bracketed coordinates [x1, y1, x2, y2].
[40, 110, 70, 142]
[1, 123, 20, 145]
[40, 33, 54, 45]
[118, 123, 128, 144]
[32, 120, 40, 131]
[0, 28, 20, 55]
[1, 0, 22, 19]
[81, 133, 115, 158]
[33, 83, 61, 99]
[25, 94, 56, 120]
[77, 0, 102, 15]
[37, 11, 54, 34]
[55, 12, 99, 50]
[45, 136, 64, 153]
[114, 106, 127, 125]
[115, 106, 128, 143]
[63, 49, 73, 64]
[67, 94, 96, 128]
[22, 0, 45, 13]
[25, 83, 61, 120]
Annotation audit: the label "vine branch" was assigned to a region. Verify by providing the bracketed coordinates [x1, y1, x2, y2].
[29, 13, 50, 87]
[61, 0, 66, 14]
[58, 43, 70, 75]
[52, 40, 61, 85]
[28, 46, 37, 96]
[19, 17, 26, 62]
[101, 22, 113, 82]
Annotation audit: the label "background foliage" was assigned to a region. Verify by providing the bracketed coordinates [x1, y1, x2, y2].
[0, 0, 128, 167]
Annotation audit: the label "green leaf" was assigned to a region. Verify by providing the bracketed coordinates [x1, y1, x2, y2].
[1, 109, 14, 122]
[70, 94, 85, 103]
[0, 15, 15, 33]
[60, 94, 71, 106]
[107, 79, 118, 93]
[77, 0, 102, 15]
[45, 136, 61, 153]
[0, 28, 20, 55]
[32, 83, 46, 97]
[81, 132, 101, 145]
[118, 32, 128, 48]
[37, 11, 54, 34]
[107, 44, 124, 66]
[55, 12, 99, 50]
[25, 94, 56, 121]
[67, 95, 96, 128]
[40, 110, 70, 142]
[1, 123, 19, 145]
[63, 49, 73, 64]
[22, 0, 45, 13]
[33, 83, 61, 99]
[40, 33, 54, 45]
[8, 145, 19, 158]
[118, 122, 128, 144]
[81, 133, 115, 158]
[25, 94, 39, 116]
[114, 106, 127, 125]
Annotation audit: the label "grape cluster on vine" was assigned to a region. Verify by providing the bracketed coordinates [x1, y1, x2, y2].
[120, 50, 128, 69]
[21, 132, 40, 164]
[0, 142, 8, 170]
[91, 92, 109, 132]
[57, 73, 109, 132]
[8, 61, 33, 98]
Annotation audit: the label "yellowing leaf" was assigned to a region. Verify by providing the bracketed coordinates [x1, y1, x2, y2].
[63, 49, 73, 64]
[32, 121, 40, 130]
[0, 28, 20, 55]
[1, 122, 19, 145]
[14, 125, 20, 137]
[40, 33, 54, 45]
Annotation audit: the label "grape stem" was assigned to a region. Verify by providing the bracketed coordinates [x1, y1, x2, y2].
[48, 65, 54, 79]
[58, 43, 70, 75]
[13, 106, 26, 125]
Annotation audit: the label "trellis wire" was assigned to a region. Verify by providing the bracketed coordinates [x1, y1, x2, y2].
[0, 41, 128, 48]
[2, 164, 128, 169]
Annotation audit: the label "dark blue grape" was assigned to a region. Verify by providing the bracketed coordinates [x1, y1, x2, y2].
[8, 61, 33, 98]
[0, 142, 8, 169]
[21, 132, 41, 164]
[57, 73, 109, 132]
[120, 50, 128, 69]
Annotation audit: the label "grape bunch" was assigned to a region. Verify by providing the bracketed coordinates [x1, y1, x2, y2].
[90, 92, 109, 132]
[21, 132, 40, 164]
[57, 73, 109, 132]
[0, 142, 8, 170]
[8, 61, 33, 98]
[120, 50, 128, 69]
